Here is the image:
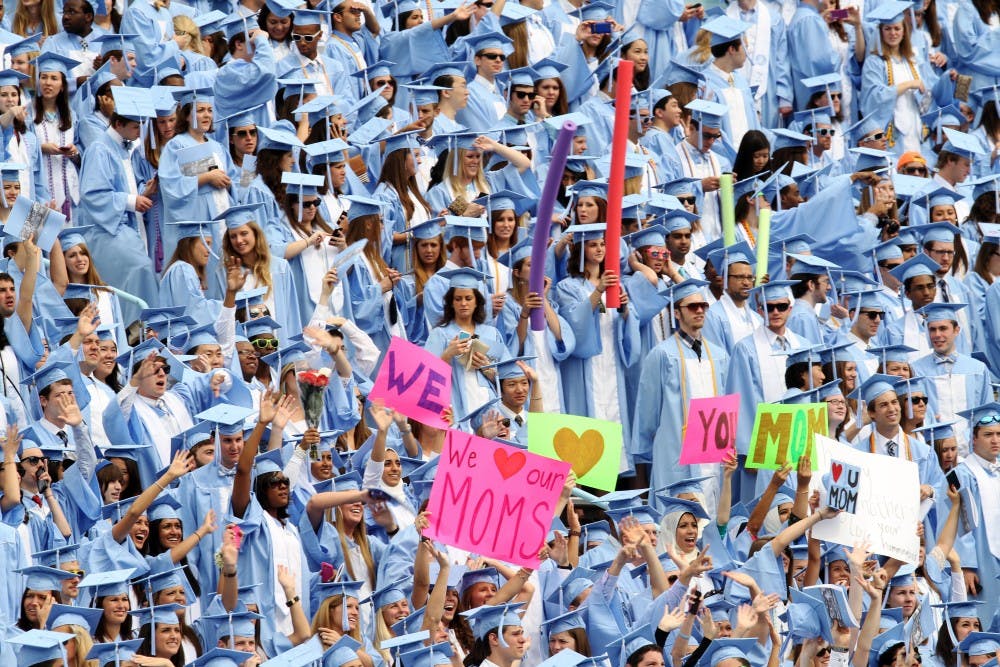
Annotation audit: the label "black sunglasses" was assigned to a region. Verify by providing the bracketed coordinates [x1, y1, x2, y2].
[233, 128, 257, 138]
[861, 310, 884, 320]
[21, 456, 48, 465]
[480, 52, 506, 61]
[299, 200, 320, 208]
[766, 302, 790, 312]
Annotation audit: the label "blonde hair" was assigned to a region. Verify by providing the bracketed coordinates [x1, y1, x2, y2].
[223, 221, 273, 297]
[173, 15, 205, 55]
[311, 594, 364, 642]
[334, 507, 376, 584]
[54, 624, 96, 667]
[691, 29, 712, 64]
[12, 0, 58, 36]
[443, 148, 489, 198]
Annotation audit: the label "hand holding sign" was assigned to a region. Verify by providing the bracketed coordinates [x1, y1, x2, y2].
[369, 337, 451, 428]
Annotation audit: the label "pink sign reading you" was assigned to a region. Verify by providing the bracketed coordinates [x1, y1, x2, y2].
[679, 394, 740, 465]
[369, 337, 452, 428]
[425, 430, 571, 568]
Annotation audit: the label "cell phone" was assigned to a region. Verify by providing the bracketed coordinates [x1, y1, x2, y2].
[591, 20, 613, 34]
[687, 588, 702, 615]
[367, 488, 391, 501]
[459, 331, 472, 341]
[232, 525, 243, 549]
[36, 469, 49, 495]
[828, 8, 849, 20]
[687, 2, 702, 7]
[946, 469, 961, 491]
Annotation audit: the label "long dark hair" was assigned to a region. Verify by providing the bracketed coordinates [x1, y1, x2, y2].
[377, 149, 430, 221]
[282, 192, 334, 238]
[732, 130, 770, 180]
[95, 594, 133, 642]
[254, 471, 289, 520]
[33, 71, 72, 131]
[137, 622, 185, 667]
[145, 519, 202, 598]
[438, 286, 486, 326]
[257, 148, 289, 201]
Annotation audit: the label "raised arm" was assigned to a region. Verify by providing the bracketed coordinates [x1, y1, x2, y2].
[17, 236, 40, 332]
[112, 451, 193, 542]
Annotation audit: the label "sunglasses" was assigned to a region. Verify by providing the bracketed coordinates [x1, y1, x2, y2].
[829, 93, 842, 99]
[476, 1, 494, 5]
[251, 338, 280, 350]
[863, 132, 886, 142]
[676, 195, 696, 206]
[861, 310, 884, 320]
[299, 200, 320, 208]
[682, 302, 710, 312]
[335, 6, 363, 13]
[766, 302, 790, 312]
[702, 132, 722, 141]
[291, 32, 318, 42]
[268, 476, 291, 488]
[978, 414, 1000, 425]
[21, 456, 48, 465]
[371, 78, 393, 88]
[646, 249, 669, 259]
[902, 166, 927, 176]
[152, 365, 168, 375]
[906, 395, 929, 405]
[65, 569, 85, 578]
[480, 52, 506, 61]
[814, 128, 836, 137]
[511, 90, 533, 100]
[233, 128, 257, 138]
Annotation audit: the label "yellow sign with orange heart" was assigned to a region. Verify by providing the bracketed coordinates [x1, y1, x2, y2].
[528, 413, 623, 491]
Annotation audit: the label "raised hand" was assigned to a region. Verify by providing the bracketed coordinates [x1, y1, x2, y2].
[55, 392, 83, 427]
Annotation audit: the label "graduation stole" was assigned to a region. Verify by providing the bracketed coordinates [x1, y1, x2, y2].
[881, 55, 921, 148]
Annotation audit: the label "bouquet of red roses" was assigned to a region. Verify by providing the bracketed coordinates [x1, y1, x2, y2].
[297, 365, 331, 431]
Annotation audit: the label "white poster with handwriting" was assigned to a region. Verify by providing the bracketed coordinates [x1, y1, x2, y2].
[809, 434, 921, 563]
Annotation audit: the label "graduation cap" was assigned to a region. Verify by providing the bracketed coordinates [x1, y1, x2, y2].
[130, 603, 183, 655]
[911, 419, 958, 442]
[956, 631, 1000, 656]
[698, 637, 758, 666]
[5, 32, 41, 57]
[771, 127, 814, 152]
[957, 401, 1000, 427]
[402, 83, 449, 107]
[20, 359, 71, 392]
[257, 125, 306, 153]
[849, 372, 898, 404]
[202, 608, 264, 647]
[866, 0, 911, 23]
[4, 194, 65, 250]
[292, 7, 332, 25]
[606, 624, 656, 667]
[86, 639, 144, 667]
[0, 68, 27, 89]
[914, 301, 965, 323]
[399, 642, 455, 667]
[605, 503, 663, 526]
[213, 202, 264, 230]
[17, 564, 77, 591]
[31, 51, 81, 76]
[942, 127, 987, 160]
[686, 98, 727, 130]
[461, 602, 526, 642]
[623, 224, 667, 250]
[8, 629, 74, 667]
[31, 542, 82, 568]
[652, 495, 709, 521]
[323, 635, 364, 667]
[190, 648, 257, 667]
[867, 344, 917, 368]
[370, 577, 411, 610]
[341, 194, 383, 222]
[77, 567, 138, 597]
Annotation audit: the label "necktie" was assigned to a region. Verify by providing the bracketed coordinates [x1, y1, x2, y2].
[776, 336, 788, 351]
[691, 338, 703, 361]
[727, 73, 735, 87]
[122, 138, 133, 150]
[938, 279, 950, 303]
[156, 399, 181, 435]
[56, 430, 68, 446]
[514, 415, 524, 427]
[886, 441, 897, 457]
[31, 494, 42, 507]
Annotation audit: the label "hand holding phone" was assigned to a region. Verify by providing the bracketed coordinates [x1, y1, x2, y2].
[828, 8, 849, 20]
[591, 20, 613, 34]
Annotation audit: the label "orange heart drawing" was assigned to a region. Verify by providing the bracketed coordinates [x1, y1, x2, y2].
[553, 427, 605, 478]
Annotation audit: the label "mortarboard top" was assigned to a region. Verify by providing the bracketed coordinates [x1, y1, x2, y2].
[700, 15, 751, 46]
[31, 51, 81, 76]
[219, 103, 265, 129]
[101, 442, 152, 463]
[21, 359, 71, 391]
[607, 625, 656, 666]
[652, 495, 710, 521]
[656, 475, 713, 499]
[371, 578, 411, 609]
[750, 279, 797, 305]
[770, 127, 814, 151]
[919, 220, 961, 244]
[605, 504, 662, 526]
[239, 315, 281, 340]
[258, 636, 325, 666]
[190, 647, 257, 667]
[292, 7, 331, 25]
[597, 487, 646, 509]
[4, 194, 66, 251]
[567, 179, 609, 200]
[931, 600, 983, 619]
[0, 68, 27, 88]
[9, 629, 74, 667]
[685, 98, 727, 128]
[698, 637, 758, 666]
[402, 83, 449, 107]
[845, 113, 885, 145]
[316, 579, 366, 601]
[733, 173, 763, 200]
[201, 608, 264, 640]
[323, 636, 364, 667]
[399, 642, 455, 667]
[792, 105, 833, 129]
[849, 146, 892, 172]
[911, 184, 963, 210]
[458, 567, 502, 597]
[771, 233, 817, 259]
[957, 401, 1000, 427]
[849, 373, 898, 404]
[565, 222, 607, 244]
[419, 61, 469, 84]
[281, 171, 325, 198]
[495, 66, 538, 89]
[911, 419, 957, 441]
[17, 565, 77, 591]
[111, 85, 157, 121]
[5, 32, 41, 57]
[499, 1, 537, 24]
[292, 95, 347, 126]
[707, 241, 755, 269]
[424, 129, 480, 157]
[147, 491, 182, 523]
[942, 127, 988, 159]
[472, 189, 528, 214]
[86, 639, 144, 665]
[462, 602, 526, 640]
[539, 608, 587, 637]
[787, 588, 837, 643]
[100, 495, 139, 522]
[218, 12, 259, 41]
[347, 116, 393, 146]
[213, 202, 263, 230]
[973, 174, 1000, 201]
[866, 343, 917, 367]
[130, 603, 184, 628]
[914, 301, 966, 323]
[657, 208, 699, 233]
[956, 632, 1000, 656]
[843, 288, 884, 311]
[664, 278, 710, 305]
[32, 542, 82, 567]
[441, 214, 489, 243]
[480, 356, 536, 381]
[390, 607, 428, 636]
[869, 238, 903, 262]
[166, 220, 215, 241]
[304, 138, 351, 168]
[78, 567, 138, 597]
[184, 322, 220, 350]
[624, 224, 668, 249]
[260, 340, 312, 371]
[383, 129, 423, 155]
[866, 0, 910, 23]
[170, 86, 215, 107]
[869, 621, 907, 662]
[403, 217, 446, 242]
[455, 30, 515, 56]
[802, 72, 842, 94]
[256, 125, 306, 152]
[887, 253, 939, 285]
[91, 33, 137, 56]
[0, 161, 25, 185]
[194, 9, 228, 31]
[893, 375, 929, 398]
[254, 448, 285, 475]
[342, 194, 383, 221]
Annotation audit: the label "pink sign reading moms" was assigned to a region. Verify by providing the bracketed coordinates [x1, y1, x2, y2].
[679, 394, 740, 465]
[424, 430, 571, 569]
[369, 337, 452, 428]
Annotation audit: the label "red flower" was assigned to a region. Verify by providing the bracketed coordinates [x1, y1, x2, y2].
[297, 371, 329, 387]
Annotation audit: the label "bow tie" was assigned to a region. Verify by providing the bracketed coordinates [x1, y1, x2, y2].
[935, 354, 957, 365]
[218, 467, 236, 478]
[990, 463, 1000, 476]
[122, 138, 133, 150]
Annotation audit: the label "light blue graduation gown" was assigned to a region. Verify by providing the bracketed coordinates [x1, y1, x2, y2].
[631, 332, 728, 502]
[159, 132, 236, 224]
[911, 352, 992, 448]
[213, 35, 278, 133]
[639, 127, 684, 183]
[342, 255, 408, 351]
[377, 21, 450, 80]
[787, 4, 841, 109]
[786, 299, 829, 345]
[158, 261, 223, 326]
[296, 502, 387, 575]
[635, 0, 689, 67]
[702, 295, 763, 352]
[457, 76, 506, 132]
[0, 522, 27, 624]
[208, 255, 303, 338]
[702, 66, 762, 141]
[177, 461, 238, 606]
[964, 271, 990, 354]
[76, 112, 110, 152]
[424, 320, 509, 420]
[950, 1, 1000, 91]
[75, 131, 160, 320]
[554, 277, 640, 460]
[120, 0, 181, 88]
[983, 279, 1000, 375]
[0, 127, 48, 204]
[950, 460, 1000, 624]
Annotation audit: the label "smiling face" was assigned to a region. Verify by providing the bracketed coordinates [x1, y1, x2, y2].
[155, 622, 182, 656]
[227, 224, 257, 258]
[868, 390, 900, 430]
[381, 598, 410, 624]
[158, 517, 184, 548]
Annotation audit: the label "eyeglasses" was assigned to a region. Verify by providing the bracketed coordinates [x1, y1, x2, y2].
[480, 52, 506, 61]
[825, 398, 846, 406]
[901, 166, 928, 176]
[829, 93, 842, 99]
[268, 476, 291, 488]
[814, 128, 836, 137]
[233, 128, 257, 138]
[21, 456, 48, 465]
[291, 32, 318, 42]
[702, 132, 722, 141]
[862, 132, 886, 143]
[928, 248, 955, 256]
[860, 310, 884, 320]
[879, 262, 903, 270]
[476, 1, 494, 6]
[299, 200, 320, 208]
[729, 273, 754, 282]
[251, 338, 280, 350]
[766, 302, 791, 312]
[647, 249, 669, 259]
[816, 647, 832, 657]
[511, 90, 533, 100]
[371, 78, 393, 88]
[682, 302, 710, 312]
[906, 396, 929, 405]
[677, 195, 696, 206]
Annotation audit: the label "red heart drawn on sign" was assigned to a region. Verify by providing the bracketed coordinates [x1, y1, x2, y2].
[831, 462, 843, 482]
[494, 449, 527, 480]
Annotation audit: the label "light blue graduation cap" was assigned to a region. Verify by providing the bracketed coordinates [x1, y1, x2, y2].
[605, 503, 663, 526]
[254, 447, 285, 476]
[219, 11, 258, 41]
[888, 253, 939, 284]
[342, 194, 383, 221]
[922, 104, 964, 144]
[867, 344, 917, 368]
[606, 625, 656, 667]
[260, 339, 311, 372]
[771, 127, 813, 151]
[0, 68, 27, 89]
[932, 599, 983, 620]
[866, 0, 910, 23]
[4, 194, 65, 250]
[304, 138, 351, 170]
[323, 635, 363, 667]
[31, 52, 81, 76]
[403, 83, 449, 106]
[698, 637, 758, 666]
[5, 32, 41, 57]
[9, 629, 74, 667]
[370, 577, 411, 610]
[623, 223, 668, 250]
[499, 1, 538, 24]
[918, 220, 960, 246]
[495, 66, 538, 90]
[956, 631, 1000, 656]
[77, 567, 137, 598]
[539, 607, 587, 639]
[456, 30, 514, 56]
[914, 301, 965, 323]
[750, 279, 797, 310]
[707, 241, 755, 272]
[399, 642, 455, 667]
[849, 373, 898, 404]
[213, 202, 263, 230]
[701, 15, 750, 45]
[191, 647, 257, 667]
[86, 639, 144, 667]
[686, 98, 727, 129]
[849, 146, 892, 172]
[147, 491, 183, 522]
[664, 278, 710, 313]
[845, 113, 886, 145]
[656, 475, 713, 499]
[130, 603, 183, 656]
[942, 127, 987, 160]
[462, 602, 526, 642]
[31, 542, 81, 568]
[911, 419, 957, 442]
[257, 125, 306, 153]
[654, 495, 710, 521]
[91, 33, 137, 58]
[20, 359, 70, 393]
[202, 608, 264, 646]
[17, 564, 77, 591]
[383, 128, 422, 155]
[419, 61, 469, 84]
[111, 85, 157, 124]
[792, 105, 834, 130]
[292, 7, 331, 25]
[458, 566, 502, 597]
